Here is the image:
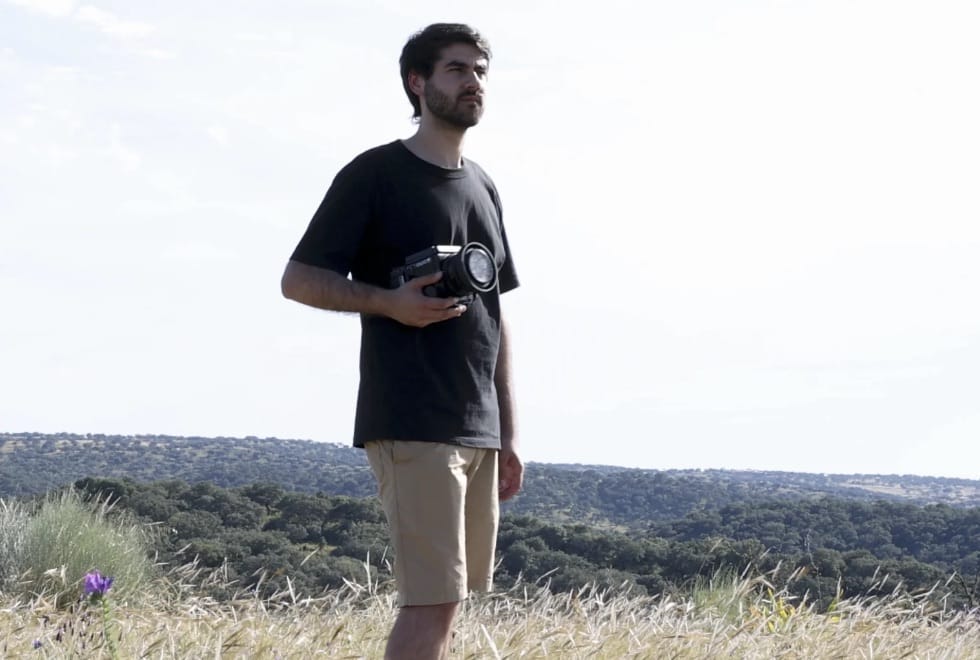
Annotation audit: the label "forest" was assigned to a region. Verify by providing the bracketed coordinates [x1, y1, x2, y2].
[56, 475, 979, 612]
[2, 432, 979, 611]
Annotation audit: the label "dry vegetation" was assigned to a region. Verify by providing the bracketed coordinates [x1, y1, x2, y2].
[3, 566, 980, 659]
[4, 487, 980, 658]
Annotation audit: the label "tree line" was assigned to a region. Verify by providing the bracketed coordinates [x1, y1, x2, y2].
[3, 433, 979, 521]
[57, 476, 979, 611]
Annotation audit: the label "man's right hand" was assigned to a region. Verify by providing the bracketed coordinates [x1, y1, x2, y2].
[383, 272, 466, 328]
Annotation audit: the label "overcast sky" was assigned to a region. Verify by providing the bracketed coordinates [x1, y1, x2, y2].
[2, 0, 978, 479]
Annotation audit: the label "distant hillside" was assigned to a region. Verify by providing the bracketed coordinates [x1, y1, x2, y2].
[0, 432, 373, 499]
[2, 432, 979, 528]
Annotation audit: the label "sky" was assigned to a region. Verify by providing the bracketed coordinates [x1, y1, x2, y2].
[2, 0, 978, 479]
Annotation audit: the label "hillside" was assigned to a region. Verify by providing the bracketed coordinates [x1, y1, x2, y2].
[2, 433, 979, 528]
[3, 434, 979, 613]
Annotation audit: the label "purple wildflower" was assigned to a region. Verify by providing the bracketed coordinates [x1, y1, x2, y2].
[33, 639, 42, 649]
[82, 570, 114, 597]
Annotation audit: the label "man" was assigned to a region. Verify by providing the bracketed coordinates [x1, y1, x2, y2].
[281, 23, 522, 660]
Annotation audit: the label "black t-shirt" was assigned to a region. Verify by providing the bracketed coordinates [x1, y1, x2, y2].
[290, 140, 519, 449]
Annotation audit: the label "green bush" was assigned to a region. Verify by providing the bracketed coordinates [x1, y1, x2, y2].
[6, 489, 158, 607]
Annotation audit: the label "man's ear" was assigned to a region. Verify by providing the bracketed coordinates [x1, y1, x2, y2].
[408, 70, 425, 96]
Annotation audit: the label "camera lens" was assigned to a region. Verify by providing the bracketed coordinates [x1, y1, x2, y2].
[465, 247, 495, 286]
[436, 242, 498, 297]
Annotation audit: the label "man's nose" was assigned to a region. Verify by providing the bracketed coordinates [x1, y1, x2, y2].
[463, 71, 483, 90]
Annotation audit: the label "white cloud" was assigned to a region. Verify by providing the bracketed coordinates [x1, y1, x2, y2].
[0, 47, 17, 71]
[233, 31, 295, 45]
[161, 242, 238, 262]
[40, 141, 78, 166]
[206, 125, 229, 146]
[7, 0, 77, 17]
[234, 32, 272, 43]
[136, 48, 177, 61]
[7, 2, 155, 39]
[74, 5, 153, 39]
[107, 124, 140, 171]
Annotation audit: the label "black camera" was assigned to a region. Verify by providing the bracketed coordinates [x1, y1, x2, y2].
[390, 242, 498, 304]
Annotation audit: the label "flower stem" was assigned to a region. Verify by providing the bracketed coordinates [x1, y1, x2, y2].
[98, 596, 119, 660]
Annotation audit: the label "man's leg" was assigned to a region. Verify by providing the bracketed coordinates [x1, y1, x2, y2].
[385, 602, 459, 660]
[364, 440, 478, 658]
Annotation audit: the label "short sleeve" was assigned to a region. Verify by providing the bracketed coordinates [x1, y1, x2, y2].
[487, 182, 519, 294]
[290, 156, 376, 276]
[497, 219, 519, 294]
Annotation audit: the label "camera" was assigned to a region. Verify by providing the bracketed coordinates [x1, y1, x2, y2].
[390, 242, 498, 304]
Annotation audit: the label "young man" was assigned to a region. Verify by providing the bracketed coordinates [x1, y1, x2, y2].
[281, 23, 523, 660]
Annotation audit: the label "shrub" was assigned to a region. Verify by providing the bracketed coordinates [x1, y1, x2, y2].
[7, 489, 158, 607]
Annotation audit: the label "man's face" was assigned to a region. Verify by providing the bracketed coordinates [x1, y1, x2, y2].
[420, 43, 488, 128]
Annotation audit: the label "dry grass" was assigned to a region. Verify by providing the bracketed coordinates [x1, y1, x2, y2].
[2, 565, 979, 659]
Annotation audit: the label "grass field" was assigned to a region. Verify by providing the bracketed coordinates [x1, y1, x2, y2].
[3, 490, 979, 658]
[3, 569, 980, 659]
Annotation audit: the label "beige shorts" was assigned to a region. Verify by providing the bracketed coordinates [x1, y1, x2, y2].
[364, 440, 499, 607]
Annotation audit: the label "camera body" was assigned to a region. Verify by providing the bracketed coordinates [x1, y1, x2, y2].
[390, 242, 498, 305]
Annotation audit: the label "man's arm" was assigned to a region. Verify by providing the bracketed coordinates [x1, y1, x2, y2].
[495, 311, 523, 501]
[280, 259, 466, 328]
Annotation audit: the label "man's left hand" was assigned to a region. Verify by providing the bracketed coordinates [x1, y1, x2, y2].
[498, 448, 524, 501]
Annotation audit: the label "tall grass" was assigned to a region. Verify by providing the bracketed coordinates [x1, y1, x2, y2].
[0, 490, 157, 607]
[2, 563, 979, 658]
[3, 496, 979, 657]
[0, 499, 30, 591]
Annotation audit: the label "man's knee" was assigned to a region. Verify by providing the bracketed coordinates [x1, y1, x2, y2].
[400, 601, 460, 629]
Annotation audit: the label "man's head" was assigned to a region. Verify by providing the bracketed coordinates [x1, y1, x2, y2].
[400, 23, 492, 125]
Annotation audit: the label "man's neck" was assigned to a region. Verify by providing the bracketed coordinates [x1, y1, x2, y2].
[402, 120, 467, 169]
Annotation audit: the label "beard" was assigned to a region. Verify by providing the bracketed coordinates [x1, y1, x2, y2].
[423, 84, 484, 128]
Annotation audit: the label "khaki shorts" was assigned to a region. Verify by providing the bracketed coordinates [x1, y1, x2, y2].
[364, 440, 499, 607]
